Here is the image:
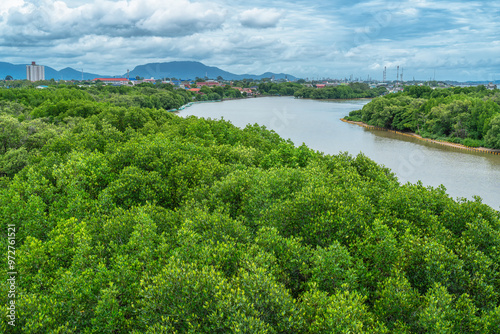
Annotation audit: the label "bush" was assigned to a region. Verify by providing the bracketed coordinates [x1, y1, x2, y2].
[462, 138, 484, 147]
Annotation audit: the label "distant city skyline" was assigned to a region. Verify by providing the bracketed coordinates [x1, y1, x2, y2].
[0, 0, 498, 82]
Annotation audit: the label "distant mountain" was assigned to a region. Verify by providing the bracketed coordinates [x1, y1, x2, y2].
[0, 62, 26, 79]
[0, 62, 108, 80]
[460, 80, 500, 85]
[46, 67, 110, 81]
[0, 60, 297, 81]
[124, 61, 297, 81]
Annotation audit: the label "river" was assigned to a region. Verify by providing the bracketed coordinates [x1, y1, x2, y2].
[179, 96, 500, 209]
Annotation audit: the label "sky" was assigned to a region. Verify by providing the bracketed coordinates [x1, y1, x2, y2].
[0, 0, 499, 81]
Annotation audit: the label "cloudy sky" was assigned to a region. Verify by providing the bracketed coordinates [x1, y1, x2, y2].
[0, 0, 499, 81]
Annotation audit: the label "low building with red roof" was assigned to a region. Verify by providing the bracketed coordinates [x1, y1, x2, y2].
[233, 87, 255, 95]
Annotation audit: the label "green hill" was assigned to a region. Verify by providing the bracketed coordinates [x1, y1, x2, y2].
[1, 85, 499, 333]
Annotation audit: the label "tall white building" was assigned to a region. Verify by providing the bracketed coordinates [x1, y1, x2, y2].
[26, 61, 45, 82]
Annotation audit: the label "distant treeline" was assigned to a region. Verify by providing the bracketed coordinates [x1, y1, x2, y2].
[1, 85, 500, 333]
[294, 83, 387, 99]
[246, 82, 387, 99]
[346, 85, 500, 149]
[252, 82, 302, 96]
[0, 82, 249, 116]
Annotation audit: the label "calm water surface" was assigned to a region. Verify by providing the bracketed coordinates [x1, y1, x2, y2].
[180, 97, 500, 209]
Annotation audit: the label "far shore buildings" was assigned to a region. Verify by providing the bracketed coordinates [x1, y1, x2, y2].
[487, 83, 497, 90]
[196, 81, 222, 87]
[92, 78, 130, 85]
[26, 61, 45, 82]
[232, 87, 255, 96]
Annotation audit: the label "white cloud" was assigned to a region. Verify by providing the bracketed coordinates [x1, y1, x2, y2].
[0, 0, 498, 81]
[0, 0, 227, 43]
[239, 8, 283, 28]
[0, 0, 24, 15]
[395, 8, 419, 17]
[137, 1, 226, 36]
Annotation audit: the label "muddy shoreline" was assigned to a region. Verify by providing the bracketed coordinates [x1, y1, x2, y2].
[341, 118, 500, 156]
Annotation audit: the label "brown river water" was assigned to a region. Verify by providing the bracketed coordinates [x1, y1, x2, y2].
[179, 96, 500, 209]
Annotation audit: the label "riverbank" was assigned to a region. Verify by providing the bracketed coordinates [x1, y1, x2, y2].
[341, 118, 500, 156]
[168, 100, 222, 112]
[295, 97, 374, 102]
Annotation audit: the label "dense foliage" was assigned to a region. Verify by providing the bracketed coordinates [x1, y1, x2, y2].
[294, 83, 387, 99]
[257, 82, 304, 96]
[346, 85, 500, 149]
[1, 86, 500, 333]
